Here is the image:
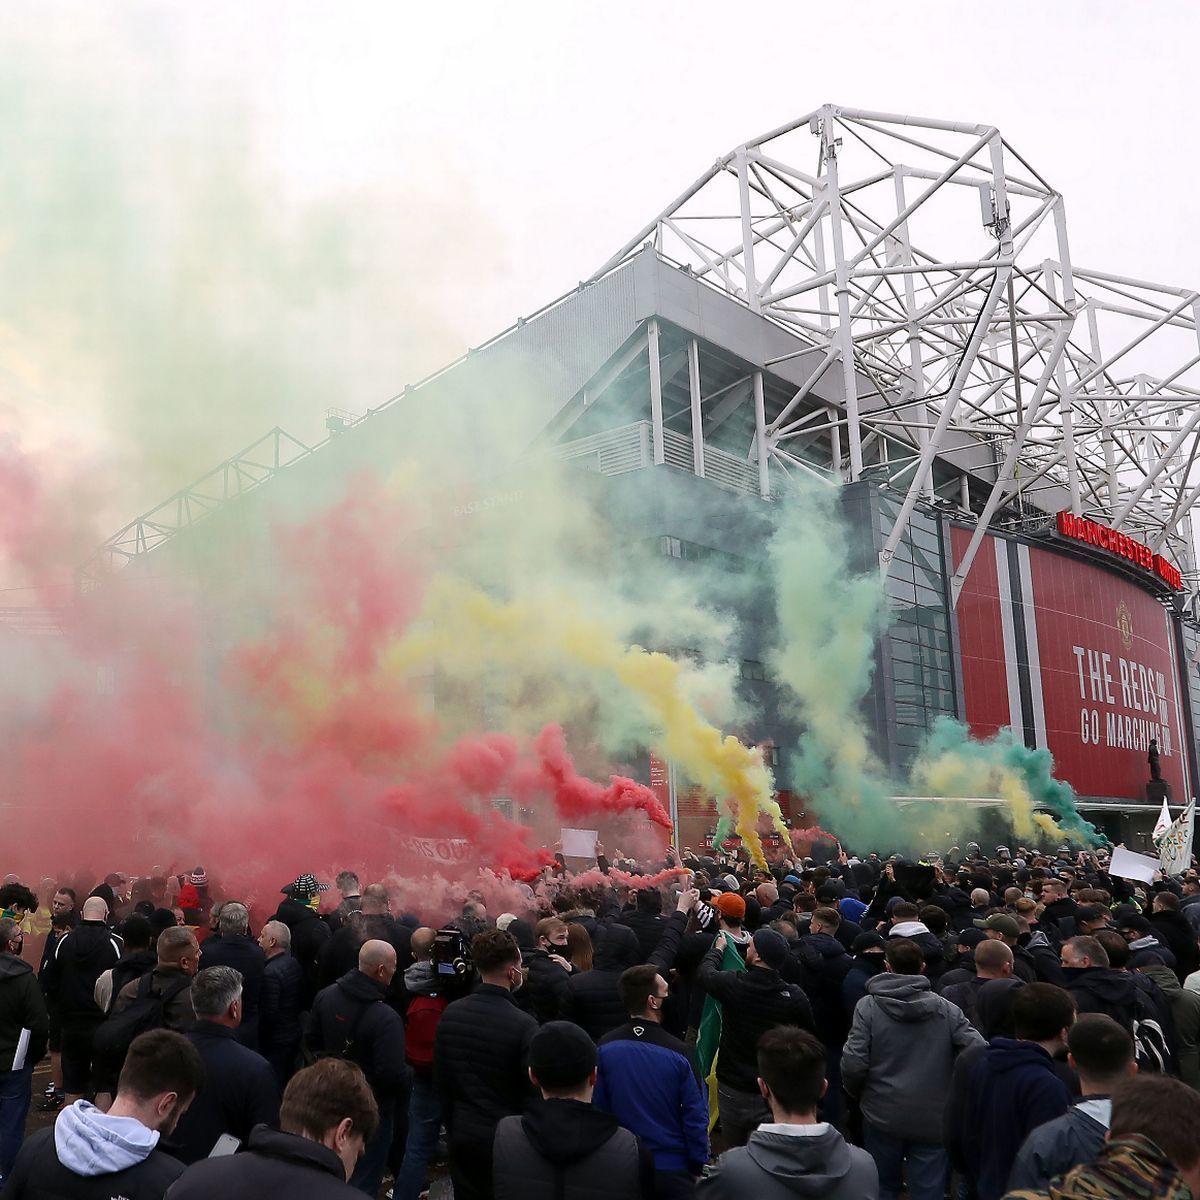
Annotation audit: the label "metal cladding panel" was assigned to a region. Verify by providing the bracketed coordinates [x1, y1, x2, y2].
[951, 526, 1189, 803]
[950, 526, 1013, 738]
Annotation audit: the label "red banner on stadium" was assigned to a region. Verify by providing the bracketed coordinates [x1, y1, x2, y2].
[951, 527, 1189, 803]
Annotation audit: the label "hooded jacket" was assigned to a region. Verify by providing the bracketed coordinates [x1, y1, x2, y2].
[563, 913, 687, 1041]
[796, 933, 852, 1044]
[1149, 910, 1200, 981]
[0, 951, 48, 1072]
[1021, 932, 1067, 985]
[841, 954, 886, 1017]
[1003, 1134, 1190, 1200]
[1063, 967, 1140, 1029]
[1006, 1099, 1110, 1193]
[887, 921, 947, 980]
[698, 1123, 878, 1200]
[162, 1125, 360, 1199]
[841, 972, 983, 1142]
[1140, 962, 1200, 1087]
[492, 1097, 653, 1200]
[307, 969, 409, 1101]
[41, 920, 122, 1022]
[2, 1100, 184, 1200]
[949, 1038, 1071, 1200]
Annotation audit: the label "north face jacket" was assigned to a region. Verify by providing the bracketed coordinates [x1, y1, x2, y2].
[841, 972, 983, 1143]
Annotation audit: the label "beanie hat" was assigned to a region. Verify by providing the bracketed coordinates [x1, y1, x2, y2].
[851, 931, 886, 955]
[839, 897, 868, 923]
[713, 892, 746, 922]
[751, 928, 789, 969]
[283, 874, 329, 900]
[529, 1021, 597, 1090]
[189, 867, 208, 888]
[722, 875, 740, 892]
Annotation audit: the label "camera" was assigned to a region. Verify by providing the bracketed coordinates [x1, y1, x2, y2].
[431, 927, 473, 988]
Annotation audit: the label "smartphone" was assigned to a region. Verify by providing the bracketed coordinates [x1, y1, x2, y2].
[209, 1134, 241, 1157]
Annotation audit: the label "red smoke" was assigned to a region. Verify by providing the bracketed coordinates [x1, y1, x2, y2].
[0, 454, 670, 912]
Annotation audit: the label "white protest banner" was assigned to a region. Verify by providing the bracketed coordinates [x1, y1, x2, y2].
[1156, 802, 1195, 877]
[395, 835, 474, 866]
[560, 828, 599, 858]
[1109, 844, 1159, 883]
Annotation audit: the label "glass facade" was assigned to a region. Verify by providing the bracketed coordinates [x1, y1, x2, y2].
[878, 495, 958, 768]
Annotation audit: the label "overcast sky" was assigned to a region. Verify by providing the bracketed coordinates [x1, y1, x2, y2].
[4, 1, 1200, 508]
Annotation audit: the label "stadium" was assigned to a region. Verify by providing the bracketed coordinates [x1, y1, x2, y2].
[83, 105, 1200, 852]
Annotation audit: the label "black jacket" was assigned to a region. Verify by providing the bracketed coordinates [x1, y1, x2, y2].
[433, 983, 538, 1149]
[3, 1124, 183, 1200]
[260, 952, 305, 1050]
[167, 1022, 280, 1164]
[199, 934, 267, 1048]
[618, 910, 667, 961]
[316, 913, 412, 998]
[272, 898, 331, 1006]
[307, 969, 410, 1102]
[563, 913, 687, 1042]
[493, 1097, 654, 1200]
[796, 932, 852, 1044]
[698, 942, 814, 1092]
[164, 1125, 359, 1199]
[524, 949, 573, 1025]
[42, 920, 122, 1022]
[108, 949, 157, 1011]
[1063, 967, 1140, 1030]
[0, 952, 48, 1072]
[1149, 911, 1200, 981]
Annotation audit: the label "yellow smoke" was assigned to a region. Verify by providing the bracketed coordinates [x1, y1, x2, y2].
[912, 748, 1068, 843]
[386, 577, 787, 864]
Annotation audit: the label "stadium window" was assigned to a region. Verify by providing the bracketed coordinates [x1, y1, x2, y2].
[741, 659, 767, 681]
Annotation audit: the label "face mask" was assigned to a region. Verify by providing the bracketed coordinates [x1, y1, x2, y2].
[557, 943, 572, 963]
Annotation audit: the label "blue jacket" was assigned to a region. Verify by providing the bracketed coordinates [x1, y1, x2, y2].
[594, 1019, 708, 1173]
[947, 1038, 1071, 1200]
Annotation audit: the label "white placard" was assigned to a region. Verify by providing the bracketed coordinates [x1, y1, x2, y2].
[1109, 844, 1159, 883]
[561, 828, 599, 858]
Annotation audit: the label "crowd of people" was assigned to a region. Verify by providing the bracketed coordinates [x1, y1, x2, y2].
[3, 840, 1200, 1200]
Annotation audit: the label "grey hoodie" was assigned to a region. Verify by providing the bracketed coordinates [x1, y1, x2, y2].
[404, 960, 439, 997]
[699, 1124, 878, 1199]
[841, 972, 984, 1142]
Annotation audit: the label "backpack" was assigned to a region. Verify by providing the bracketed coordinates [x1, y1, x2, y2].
[93, 973, 192, 1080]
[405, 994, 448, 1073]
[1131, 990, 1172, 1074]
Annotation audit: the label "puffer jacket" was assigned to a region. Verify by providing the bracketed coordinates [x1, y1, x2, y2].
[433, 983, 537, 1150]
[841, 972, 984, 1143]
[523, 948, 573, 1025]
[0, 951, 49, 1071]
[699, 1123, 878, 1200]
[493, 1097, 653, 1200]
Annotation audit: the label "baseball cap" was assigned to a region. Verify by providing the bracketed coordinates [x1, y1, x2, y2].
[713, 892, 746, 922]
[957, 928, 988, 949]
[973, 914, 1020, 939]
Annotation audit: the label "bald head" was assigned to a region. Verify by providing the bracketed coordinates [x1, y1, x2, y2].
[974, 938, 1014, 979]
[970, 889, 990, 907]
[359, 939, 398, 987]
[81, 897, 109, 921]
[410, 927, 436, 962]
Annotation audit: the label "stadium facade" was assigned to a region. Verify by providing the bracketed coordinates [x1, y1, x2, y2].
[86, 106, 1200, 850]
